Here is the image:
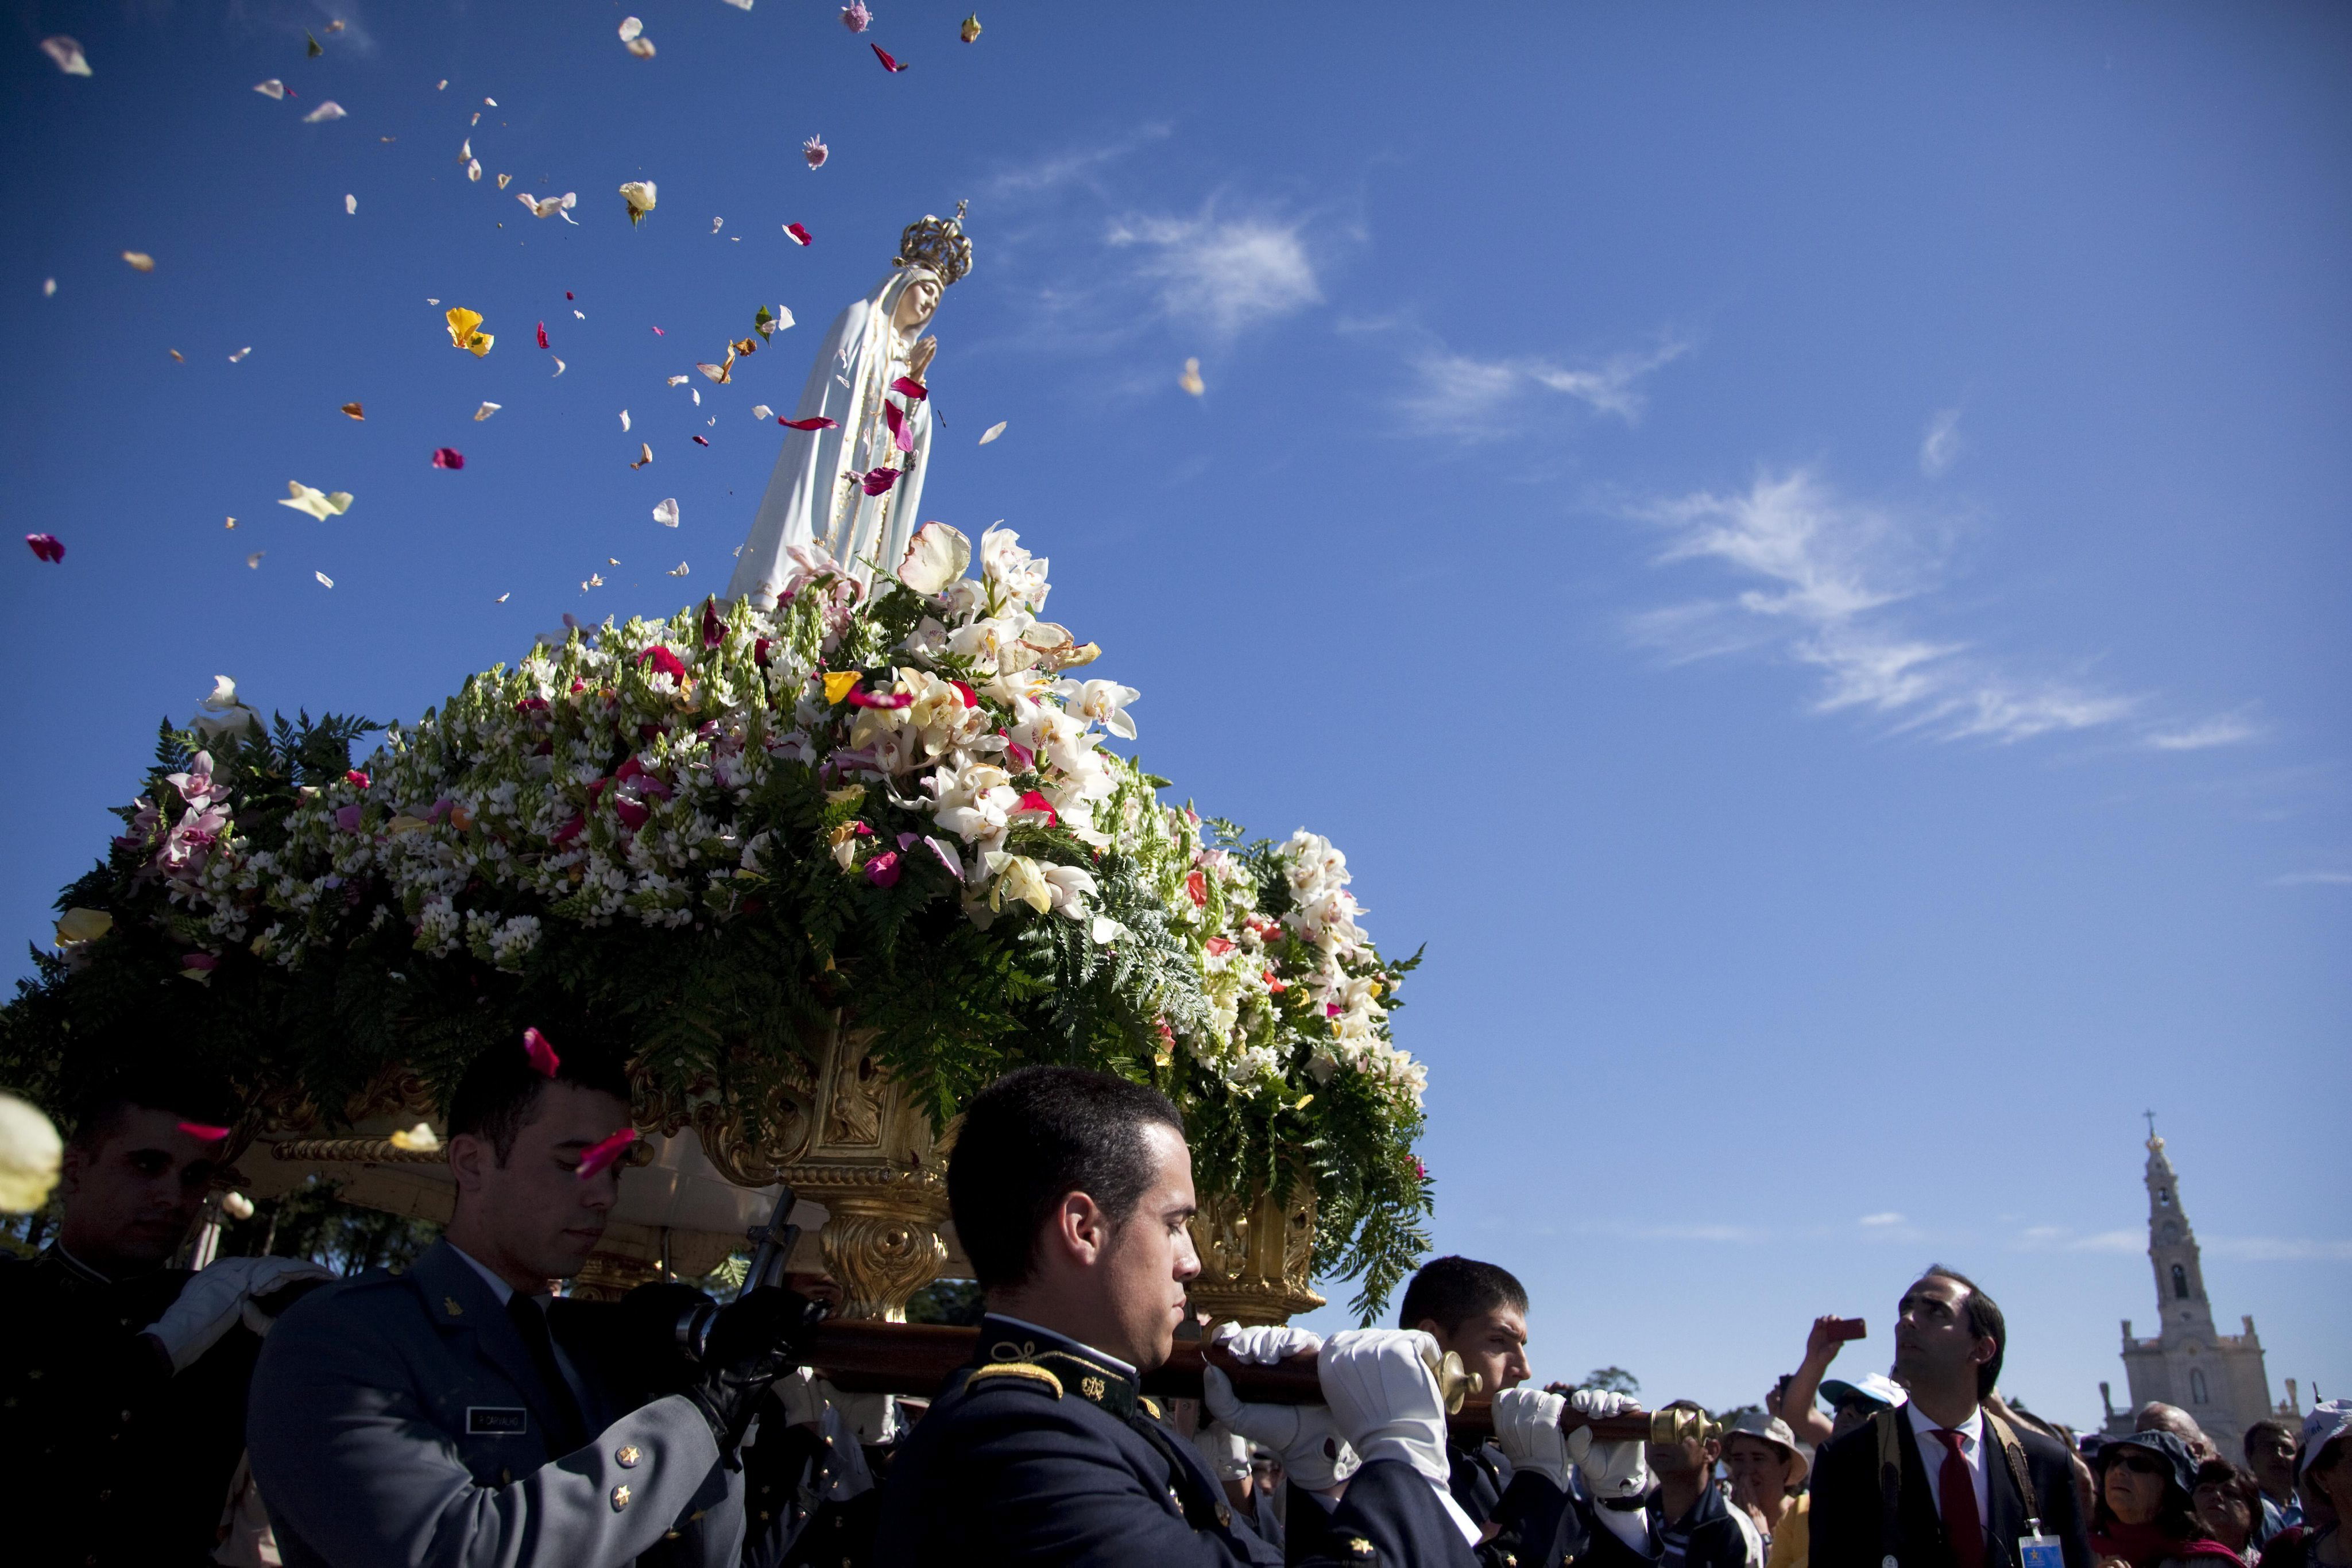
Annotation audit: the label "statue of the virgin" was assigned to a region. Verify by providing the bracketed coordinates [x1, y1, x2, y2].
[726, 206, 973, 604]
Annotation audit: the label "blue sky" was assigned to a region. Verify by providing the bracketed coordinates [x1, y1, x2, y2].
[5, 2, 2346, 1427]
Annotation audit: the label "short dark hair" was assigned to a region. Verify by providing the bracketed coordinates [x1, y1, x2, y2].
[2194, 1460, 2262, 1513]
[447, 1029, 632, 1166]
[946, 1066, 1186, 1292]
[1398, 1256, 1527, 1335]
[1921, 1263, 2006, 1399]
[2243, 1419, 2296, 1459]
[68, 1061, 238, 1152]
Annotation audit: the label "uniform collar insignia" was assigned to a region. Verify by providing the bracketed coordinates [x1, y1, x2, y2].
[976, 1315, 1140, 1418]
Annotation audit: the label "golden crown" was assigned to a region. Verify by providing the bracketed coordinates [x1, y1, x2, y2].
[894, 201, 973, 287]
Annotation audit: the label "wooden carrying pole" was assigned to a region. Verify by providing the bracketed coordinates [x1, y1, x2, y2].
[800, 1319, 1720, 1443]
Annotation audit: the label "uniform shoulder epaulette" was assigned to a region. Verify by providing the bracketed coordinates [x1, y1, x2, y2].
[964, 1361, 1063, 1398]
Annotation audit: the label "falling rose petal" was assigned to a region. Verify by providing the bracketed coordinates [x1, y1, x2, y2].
[495, 592, 510, 602]
[1179, 357, 1205, 396]
[315, 571, 334, 589]
[711, 216, 724, 235]
[254, 79, 286, 99]
[444, 307, 494, 356]
[345, 193, 357, 215]
[961, 14, 982, 42]
[575, 1128, 637, 1180]
[228, 346, 252, 362]
[278, 481, 354, 519]
[620, 409, 632, 432]
[522, 1027, 563, 1077]
[551, 357, 566, 375]
[122, 251, 156, 273]
[626, 36, 656, 59]
[695, 361, 731, 383]
[652, 498, 679, 527]
[25, 533, 65, 564]
[841, 3, 872, 32]
[780, 415, 837, 431]
[803, 135, 828, 169]
[465, 158, 482, 181]
[1013, 789, 1059, 826]
[865, 851, 901, 889]
[784, 222, 813, 246]
[692, 435, 710, 447]
[302, 101, 347, 123]
[177, 1121, 233, 1143]
[871, 42, 906, 71]
[44, 278, 57, 296]
[170, 349, 184, 361]
[631, 443, 653, 469]
[751, 404, 775, 421]
[667, 562, 689, 576]
[978, 420, 1007, 444]
[858, 465, 901, 496]
[619, 16, 644, 41]
[246, 551, 264, 568]
[40, 36, 92, 76]
[342, 402, 364, 419]
[537, 321, 549, 349]
[432, 448, 465, 470]
[889, 375, 929, 402]
[640, 645, 687, 682]
[620, 180, 657, 224]
[883, 400, 911, 451]
[473, 401, 501, 421]
[497, 173, 512, 189]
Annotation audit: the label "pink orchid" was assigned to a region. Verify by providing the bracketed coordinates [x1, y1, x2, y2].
[575, 1128, 637, 1179]
[523, 1027, 562, 1077]
[1001, 734, 1035, 773]
[865, 850, 901, 888]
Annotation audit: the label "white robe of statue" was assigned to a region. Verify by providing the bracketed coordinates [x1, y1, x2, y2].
[728, 267, 939, 606]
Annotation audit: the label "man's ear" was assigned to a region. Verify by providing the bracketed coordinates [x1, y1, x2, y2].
[1971, 1335, 1997, 1370]
[1413, 1316, 1449, 1350]
[57, 1140, 90, 1197]
[1052, 1190, 1111, 1268]
[446, 1133, 490, 1198]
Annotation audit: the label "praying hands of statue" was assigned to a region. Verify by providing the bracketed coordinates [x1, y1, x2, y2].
[907, 334, 937, 385]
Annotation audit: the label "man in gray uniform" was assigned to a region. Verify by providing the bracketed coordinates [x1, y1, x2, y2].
[247, 1035, 812, 1568]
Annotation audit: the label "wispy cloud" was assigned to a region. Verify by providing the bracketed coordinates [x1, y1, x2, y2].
[2202, 1235, 2352, 1262]
[1105, 206, 1321, 338]
[1395, 336, 1689, 442]
[2013, 1225, 2143, 1253]
[1859, 1212, 1906, 1227]
[1920, 409, 1963, 477]
[2145, 713, 2264, 752]
[981, 124, 1174, 203]
[2270, 870, 2352, 887]
[1630, 469, 2143, 744]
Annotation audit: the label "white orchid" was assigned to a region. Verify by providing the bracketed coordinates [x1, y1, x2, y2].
[897, 521, 970, 595]
[1054, 677, 1140, 740]
[980, 526, 1050, 611]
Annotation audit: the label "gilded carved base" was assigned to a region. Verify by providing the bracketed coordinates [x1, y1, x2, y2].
[1187, 1182, 1325, 1326]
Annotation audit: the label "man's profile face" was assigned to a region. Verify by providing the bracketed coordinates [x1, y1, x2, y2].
[448, 1082, 629, 1283]
[2247, 1431, 2299, 1495]
[1096, 1121, 1200, 1370]
[1419, 1303, 1530, 1396]
[57, 1106, 220, 1274]
[1893, 1274, 1990, 1392]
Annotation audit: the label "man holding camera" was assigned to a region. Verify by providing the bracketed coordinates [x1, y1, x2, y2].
[874, 1064, 1484, 1566]
[246, 1039, 816, 1568]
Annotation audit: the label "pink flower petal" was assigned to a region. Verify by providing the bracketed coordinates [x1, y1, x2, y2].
[921, 835, 965, 880]
[1205, 936, 1235, 957]
[334, 803, 365, 832]
[1185, 869, 1207, 907]
[858, 465, 901, 496]
[431, 448, 465, 470]
[575, 1127, 637, 1179]
[871, 42, 906, 71]
[865, 850, 901, 888]
[784, 222, 813, 246]
[614, 799, 649, 830]
[346, 769, 371, 788]
[640, 645, 687, 682]
[25, 533, 65, 563]
[523, 1027, 562, 1077]
[1013, 789, 1059, 826]
[950, 680, 977, 708]
[177, 1121, 232, 1142]
[780, 415, 836, 431]
[889, 376, 929, 402]
[536, 321, 549, 349]
[701, 596, 725, 648]
[846, 687, 912, 710]
[549, 813, 586, 845]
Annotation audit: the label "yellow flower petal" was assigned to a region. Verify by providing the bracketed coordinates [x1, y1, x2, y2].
[388, 1122, 442, 1153]
[822, 671, 860, 704]
[445, 307, 486, 350]
[55, 908, 113, 946]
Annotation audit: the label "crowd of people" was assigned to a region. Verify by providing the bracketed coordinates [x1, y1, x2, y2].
[5, 1047, 2346, 1568]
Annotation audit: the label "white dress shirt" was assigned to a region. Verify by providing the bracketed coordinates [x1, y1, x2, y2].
[1910, 1404, 1992, 1532]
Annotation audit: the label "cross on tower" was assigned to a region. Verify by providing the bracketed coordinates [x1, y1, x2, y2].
[2144, 1110, 2158, 1139]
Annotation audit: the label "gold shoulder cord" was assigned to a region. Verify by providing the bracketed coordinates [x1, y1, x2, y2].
[966, 1362, 1064, 1399]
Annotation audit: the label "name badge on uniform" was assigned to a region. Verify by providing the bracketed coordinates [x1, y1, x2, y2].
[2018, 1532, 2062, 1568]
[467, 1407, 529, 1435]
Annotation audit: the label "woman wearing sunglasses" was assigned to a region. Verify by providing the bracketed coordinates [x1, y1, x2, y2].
[2092, 1431, 2246, 1568]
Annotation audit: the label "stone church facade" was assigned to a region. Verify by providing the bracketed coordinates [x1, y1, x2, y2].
[2098, 1130, 2286, 1457]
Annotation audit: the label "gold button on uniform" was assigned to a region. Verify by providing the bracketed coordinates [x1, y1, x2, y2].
[611, 1484, 632, 1511]
[615, 1445, 641, 1468]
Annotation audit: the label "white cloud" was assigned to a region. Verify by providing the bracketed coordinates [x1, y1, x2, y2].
[1396, 336, 1689, 442]
[982, 124, 1174, 202]
[2013, 1225, 2144, 1252]
[1631, 469, 2142, 744]
[1858, 1212, 1906, 1227]
[2146, 714, 2263, 751]
[2270, 870, 2352, 888]
[1105, 208, 1321, 339]
[2201, 1235, 2352, 1262]
[1920, 408, 1963, 477]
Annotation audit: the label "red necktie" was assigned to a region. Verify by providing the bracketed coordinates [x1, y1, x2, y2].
[1933, 1429, 1986, 1568]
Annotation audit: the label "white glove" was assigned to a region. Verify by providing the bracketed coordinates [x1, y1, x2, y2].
[147, 1256, 333, 1372]
[1203, 1363, 1361, 1490]
[1193, 1421, 1253, 1482]
[1494, 1386, 1571, 1490]
[1566, 1388, 1651, 1500]
[1211, 1321, 1322, 1365]
[1315, 1328, 1451, 1485]
[769, 1366, 830, 1428]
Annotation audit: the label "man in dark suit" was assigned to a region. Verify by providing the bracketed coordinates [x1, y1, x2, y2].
[247, 1035, 817, 1568]
[1812, 1267, 2092, 1568]
[873, 1064, 1483, 1566]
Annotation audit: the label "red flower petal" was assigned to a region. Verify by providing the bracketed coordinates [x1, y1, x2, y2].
[753, 637, 773, 668]
[177, 1121, 232, 1142]
[549, 813, 586, 845]
[858, 465, 901, 496]
[346, 769, 370, 789]
[889, 375, 929, 402]
[515, 695, 550, 712]
[639, 645, 687, 682]
[701, 596, 724, 649]
[1014, 789, 1059, 826]
[523, 1027, 562, 1078]
[883, 400, 914, 454]
[950, 679, 977, 708]
[865, 850, 901, 888]
[536, 320, 549, 350]
[575, 1128, 637, 1179]
[785, 222, 814, 246]
[431, 448, 465, 470]
[25, 533, 65, 563]
[846, 687, 913, 709]
[614, 799, 649, 830]
[780, 415, 837, 431]
[1205, 936, 1235, 957]
[871, 42, 906, 71]
[1185, 869, 1208, 907]
[693, 435, 710, 447]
